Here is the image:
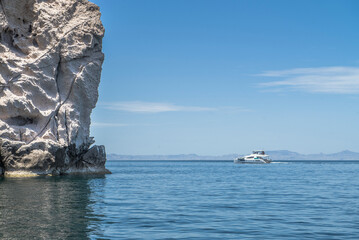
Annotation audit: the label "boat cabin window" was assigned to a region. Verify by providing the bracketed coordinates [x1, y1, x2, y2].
[253, 151, 265, 155]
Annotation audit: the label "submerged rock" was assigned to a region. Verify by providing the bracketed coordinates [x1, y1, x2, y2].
[0, 0, 109, 176]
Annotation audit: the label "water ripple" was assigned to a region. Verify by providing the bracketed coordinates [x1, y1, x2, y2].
[1, 161, 359, 239]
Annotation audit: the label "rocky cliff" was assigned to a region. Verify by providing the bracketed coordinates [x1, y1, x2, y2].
[0, 0, 109, 176]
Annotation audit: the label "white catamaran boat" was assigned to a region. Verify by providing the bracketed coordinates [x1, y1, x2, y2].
[234, 150, 272, 164]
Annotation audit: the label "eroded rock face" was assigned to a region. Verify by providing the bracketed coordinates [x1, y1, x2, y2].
[0, 0, 109, 176]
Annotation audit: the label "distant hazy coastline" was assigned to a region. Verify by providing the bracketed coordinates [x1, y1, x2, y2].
[108, 150, 359, 161]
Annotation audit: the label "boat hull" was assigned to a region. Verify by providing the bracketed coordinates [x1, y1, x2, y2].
[234, 158, 271, 164]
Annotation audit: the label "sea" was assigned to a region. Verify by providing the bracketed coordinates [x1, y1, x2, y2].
[1, 160, 359, 239]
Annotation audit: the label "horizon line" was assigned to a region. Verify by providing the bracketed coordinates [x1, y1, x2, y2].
[107, 149, 358, 156]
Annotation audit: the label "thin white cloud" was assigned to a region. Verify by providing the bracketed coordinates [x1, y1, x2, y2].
[220, 106, 253, 112]
[258, 66, 359, 94]
[101, 101, 216, 113]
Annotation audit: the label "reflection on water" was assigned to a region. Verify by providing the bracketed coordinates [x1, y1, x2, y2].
[0, 175, 106, 239]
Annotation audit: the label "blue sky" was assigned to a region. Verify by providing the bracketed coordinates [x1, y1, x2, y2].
[90, 0, 359, 155]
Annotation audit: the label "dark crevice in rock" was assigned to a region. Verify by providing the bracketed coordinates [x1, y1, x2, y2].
[19, 129, 23, 142]
[5, 116, 36, 126]
[54, 56, 62, 102]
[64, 109, 69, 145]
[54, 116, 60, 142]
[32, 38, 38, 47]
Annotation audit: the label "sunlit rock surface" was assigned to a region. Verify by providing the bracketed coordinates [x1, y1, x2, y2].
[0, 0, 109, 176]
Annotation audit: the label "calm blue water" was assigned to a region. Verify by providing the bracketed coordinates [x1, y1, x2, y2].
[1, 160, 359, 239]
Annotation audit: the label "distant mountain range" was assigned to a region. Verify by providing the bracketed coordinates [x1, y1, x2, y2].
[107, 150, 359, 161]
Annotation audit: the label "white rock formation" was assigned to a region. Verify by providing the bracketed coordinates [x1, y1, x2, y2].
[0, 0, 109, 176]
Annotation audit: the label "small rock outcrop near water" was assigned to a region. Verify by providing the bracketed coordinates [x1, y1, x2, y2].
[0, 0, 109, 176]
